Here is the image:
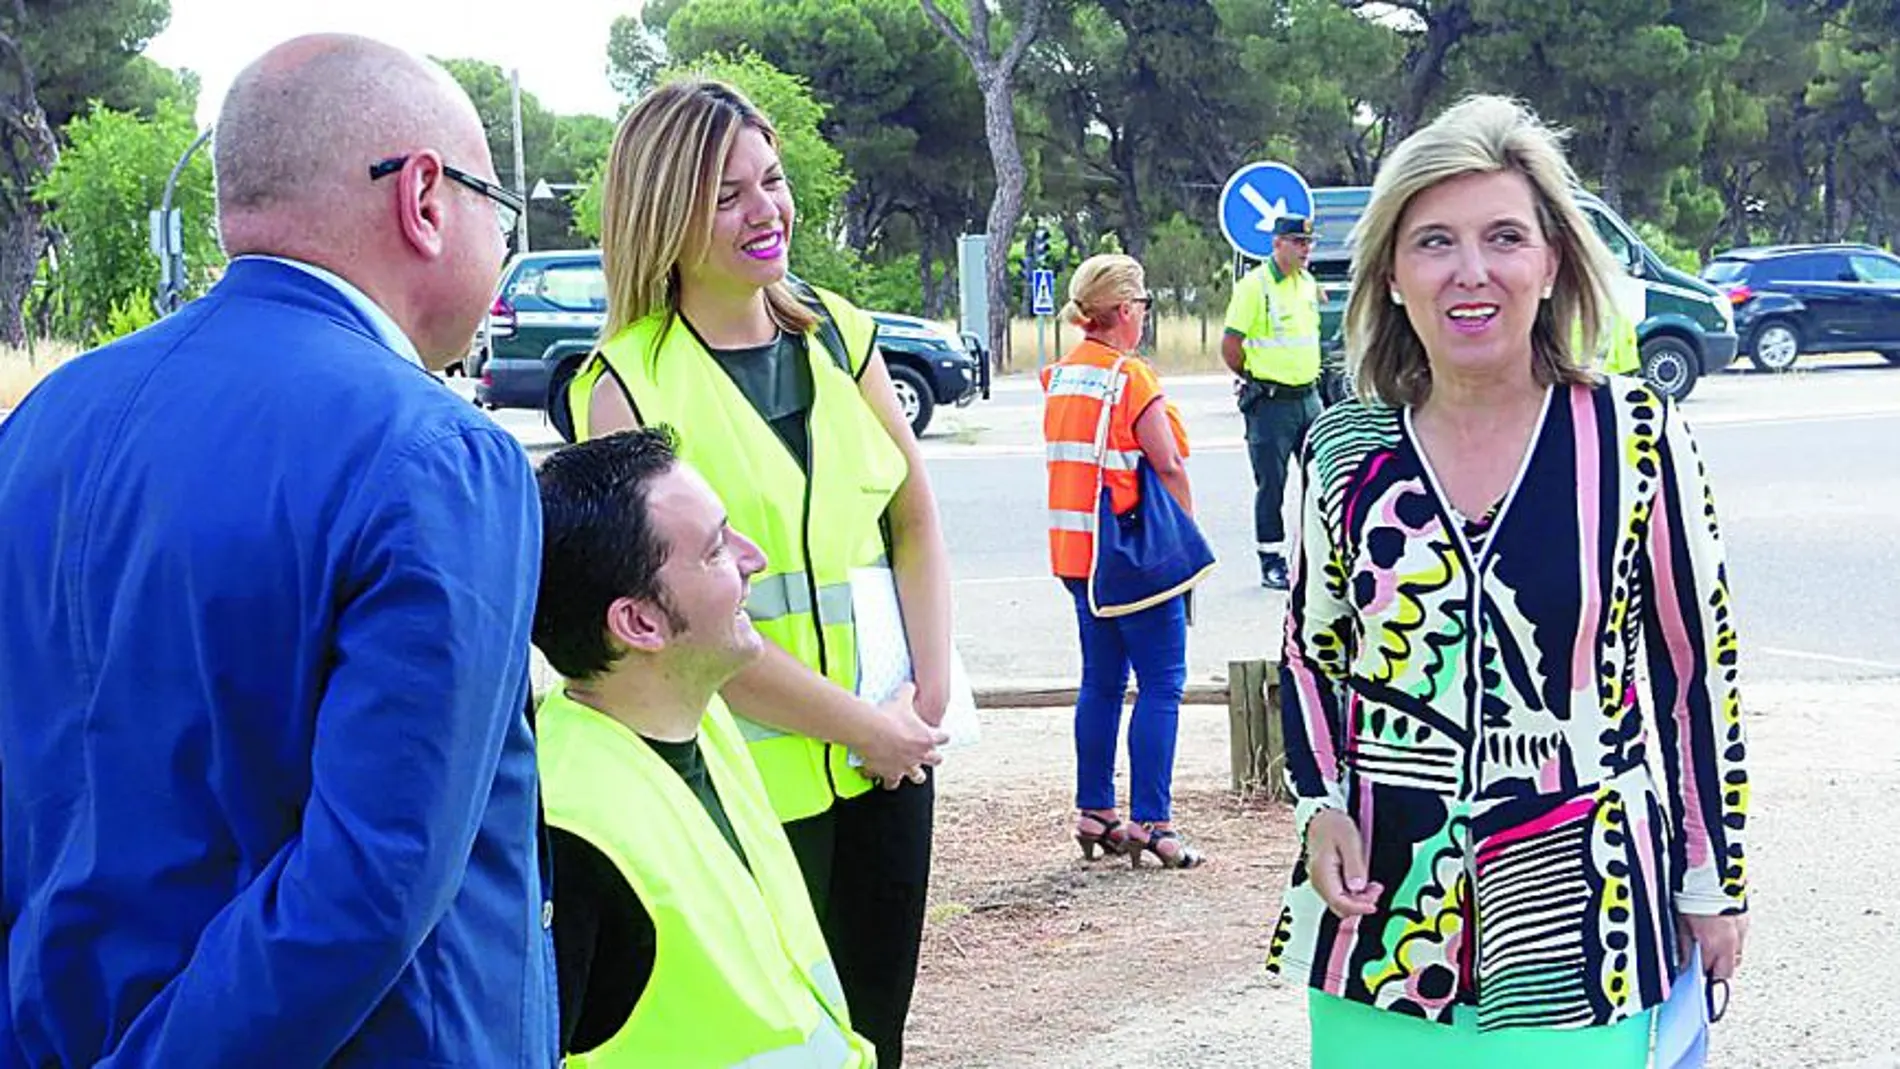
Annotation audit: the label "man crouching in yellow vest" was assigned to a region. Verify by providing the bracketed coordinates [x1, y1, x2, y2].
[532, 428, 876, 1068]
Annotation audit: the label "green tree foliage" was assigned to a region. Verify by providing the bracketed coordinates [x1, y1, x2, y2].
[438, 58, 613, 250]
[653, 0, 986, 315]
[1803, 0, 1900, 243]
[35, 98, 217, 339]
[29, 0, 1900, 344]
[7, 0, 171, 128]
[605, 15, 668, 101]
[922, 0, 1053, 366]
[1143, 213, 1225, 317]
[1463, 0, 1760, 214]
[1217, 0, 1407, 183]
[573, 50, 862, 295]
[3, 0, 173, 343]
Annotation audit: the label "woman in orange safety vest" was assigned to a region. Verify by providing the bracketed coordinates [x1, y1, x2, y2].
[1040, 254, 1203, 869]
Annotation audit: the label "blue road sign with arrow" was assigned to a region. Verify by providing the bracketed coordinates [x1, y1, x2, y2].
[1218, 161, 1314, 260]
[1030, 268, 1057, 316]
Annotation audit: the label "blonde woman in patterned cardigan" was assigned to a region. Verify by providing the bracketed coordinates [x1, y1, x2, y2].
[1267, 94, 1749, 1067]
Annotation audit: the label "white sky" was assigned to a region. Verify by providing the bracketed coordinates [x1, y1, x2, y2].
[146, 0, 635, 128]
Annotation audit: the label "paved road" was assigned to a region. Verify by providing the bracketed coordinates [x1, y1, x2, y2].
[457, 355, 1900, 687]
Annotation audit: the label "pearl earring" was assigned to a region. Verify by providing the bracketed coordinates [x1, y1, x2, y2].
[1389, 290, 1404, 306]
[1541, 286, 1553, 300]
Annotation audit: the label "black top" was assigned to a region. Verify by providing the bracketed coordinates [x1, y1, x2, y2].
[708, 332, 815, 472]
[552, 733, 749, 1055]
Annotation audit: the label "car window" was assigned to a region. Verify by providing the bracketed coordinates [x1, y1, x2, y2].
[1585, 209, 1636, 269]
[536, 264, 607, 312]
[1702, 260, 1747, 284]
[1310, 188, 1368, 261]
[1755, 256, 1814, 283]
[1850, 253, 1900, 284]
[507, 266, 545, 297]
[1814, 254, 1855, 282]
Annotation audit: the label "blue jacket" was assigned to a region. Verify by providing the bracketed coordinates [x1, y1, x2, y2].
[0, 260, 558, 1066]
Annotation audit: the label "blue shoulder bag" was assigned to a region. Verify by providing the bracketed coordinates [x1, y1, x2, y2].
[1085, 357, 1217, 618]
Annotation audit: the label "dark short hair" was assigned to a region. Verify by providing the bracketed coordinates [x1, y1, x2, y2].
[532, 427, 685, 680]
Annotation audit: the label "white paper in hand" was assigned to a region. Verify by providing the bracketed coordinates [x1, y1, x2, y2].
[850, 566, 913, 707]
[847, 566, 979, 767]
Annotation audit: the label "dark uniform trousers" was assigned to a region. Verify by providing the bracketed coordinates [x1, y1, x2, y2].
[1240, 378, 1322, 570]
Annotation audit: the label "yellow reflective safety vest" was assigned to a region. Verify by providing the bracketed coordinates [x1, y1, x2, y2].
[538, 689, 875, 1068]
[1604, 310, 1640, 375]
[567, 287, 907, 822]
[1225, 260, 1321, 385]
[1570, 310, 1641, 375]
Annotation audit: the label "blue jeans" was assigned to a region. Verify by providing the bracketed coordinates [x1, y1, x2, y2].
[1063, 578, 1188, 824]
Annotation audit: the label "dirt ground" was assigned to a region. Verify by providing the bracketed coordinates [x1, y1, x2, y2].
[906, 682, 1900, 1069]
[908, 705, 1297, 1069]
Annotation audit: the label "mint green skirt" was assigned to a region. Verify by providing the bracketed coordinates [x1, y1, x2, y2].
[1309, 991, 1653, 1068]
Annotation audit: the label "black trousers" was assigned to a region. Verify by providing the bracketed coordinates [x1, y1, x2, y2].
[783, 771, 935, 1069]
[1242, 385, 1322, 562]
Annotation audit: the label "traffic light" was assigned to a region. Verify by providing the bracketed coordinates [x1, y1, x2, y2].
[1027, 227, 1050, 270]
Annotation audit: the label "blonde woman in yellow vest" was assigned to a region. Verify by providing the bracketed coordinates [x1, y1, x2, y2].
[565, 79, 950, 1068]
[532, 429, 875, 1067]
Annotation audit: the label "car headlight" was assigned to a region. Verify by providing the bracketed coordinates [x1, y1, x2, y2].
[1712, 294, 1734, 332]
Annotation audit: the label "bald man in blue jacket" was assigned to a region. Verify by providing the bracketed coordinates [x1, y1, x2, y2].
[0, 35, 555, 1067]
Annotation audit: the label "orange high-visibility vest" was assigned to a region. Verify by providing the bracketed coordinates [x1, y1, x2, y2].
[1040, 339, 1186, 579]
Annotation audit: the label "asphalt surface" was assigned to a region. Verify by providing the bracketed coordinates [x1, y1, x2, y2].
[927, 359, 1900, 689]
[456, 354, 1900, 689]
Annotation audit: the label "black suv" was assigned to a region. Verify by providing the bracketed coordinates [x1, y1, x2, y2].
[1702, 244, 1900, 372]
[473, 250, 987, 435]
[864, 311, 988, 435]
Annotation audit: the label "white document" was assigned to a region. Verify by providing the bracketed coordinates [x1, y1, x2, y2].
[847, 566, 979, 767]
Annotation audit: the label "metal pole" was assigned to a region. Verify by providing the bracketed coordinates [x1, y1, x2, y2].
[510, 68, 530, 253]
[1036, 314, 1046, 372]
[157, 125, 214, 315]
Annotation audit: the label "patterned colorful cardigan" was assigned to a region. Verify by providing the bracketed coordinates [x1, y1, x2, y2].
[1266, 378, 1749, 1032]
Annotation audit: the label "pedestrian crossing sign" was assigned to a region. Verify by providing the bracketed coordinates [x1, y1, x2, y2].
[1031, 268, 1057, 316]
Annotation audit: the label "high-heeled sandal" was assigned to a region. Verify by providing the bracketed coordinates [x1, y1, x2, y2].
[1128, 823, 1204, 869]
[1073, 812, 1130, 860]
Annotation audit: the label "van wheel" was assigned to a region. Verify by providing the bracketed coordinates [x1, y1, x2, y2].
[1319, 365, 1355, 406]
[1749, 320, 1801, 372]
[889, 363, 935, 437]
[1640, 335, 1700, 401]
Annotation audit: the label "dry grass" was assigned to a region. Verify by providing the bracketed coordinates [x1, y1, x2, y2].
[0, 340, 81, 411]
[1003, 313, 1228, 378]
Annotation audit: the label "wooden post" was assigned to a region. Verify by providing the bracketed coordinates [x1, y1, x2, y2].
[1226, 657, 1285, 799]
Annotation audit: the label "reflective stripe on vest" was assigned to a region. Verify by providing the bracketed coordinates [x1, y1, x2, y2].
[1049, 508, 1095, 533]
[539, 690, 874, 1068]
[1042, 362, 1123, 399]
[746, 572, 857, 626]
[1046, 440, 1142, 471]
[728, 1017, 855, 1068]
[1243, 335, 1320, 352]
[1042, 340, 1151, 579]
[567, 287, 907, 823]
